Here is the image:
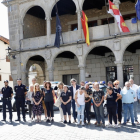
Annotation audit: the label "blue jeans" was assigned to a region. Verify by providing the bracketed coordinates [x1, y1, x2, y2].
[127, 101, 138, 121]
[72, 99, 77, 120]
[93, 103, 97, 121]
[94, 104, 105, 124]
[123, 103, 134, 124]
[77, 105, 85, 123]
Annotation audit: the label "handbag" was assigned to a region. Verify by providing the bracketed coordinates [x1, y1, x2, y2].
[26, 100, 31, 105]
[54, 97, 61, 107]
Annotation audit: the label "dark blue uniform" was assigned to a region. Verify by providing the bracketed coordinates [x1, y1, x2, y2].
[1, 86, 13, 121]
[14, 84, 27, 120]
[60, 91, 71, 115]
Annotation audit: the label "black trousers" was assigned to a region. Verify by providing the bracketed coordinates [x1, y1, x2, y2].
[45, 101, 54, 117]
[61, 103, 71, 115]
[28, 104, 33, 118]
[107, 106, 117, 124]
[117, 100, 122, 122]
[84, 102, 90, 122]
[3, 99, 12, 120]
[16, 98, 25, 119]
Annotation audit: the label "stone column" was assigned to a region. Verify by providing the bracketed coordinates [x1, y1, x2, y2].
[46, 17, 51, 36]
[21, 71, 28, 86]
[113, 0, 120, 34]
[77, 10, 82, 30]
[48, 67, 54, 81]
[114, 61, 124, 87]
[78, 65, 86, 82]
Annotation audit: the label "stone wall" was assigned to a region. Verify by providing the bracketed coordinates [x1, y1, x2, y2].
[44, 51, 140, 85]
[23, 14, 46, 39]
[50, 1, 135, 34]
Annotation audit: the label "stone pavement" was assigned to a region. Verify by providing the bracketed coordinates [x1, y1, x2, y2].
[0, 111, 140, 140]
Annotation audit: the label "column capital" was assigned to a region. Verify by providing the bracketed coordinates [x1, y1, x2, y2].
[76, 10, 81, 14]
[47, 67, 54, 71]
[114, 61, 124, 65]
[78, 65, 86, 70]
[113, 0, 120, 5]
[45, 17, 52, 21]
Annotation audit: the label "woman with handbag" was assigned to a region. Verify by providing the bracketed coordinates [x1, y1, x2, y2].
[54, 82, 64, 122]
[26, 85, 34, 121]
[32, 83, 43, 122]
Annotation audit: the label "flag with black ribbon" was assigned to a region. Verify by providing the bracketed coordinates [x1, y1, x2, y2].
[54, 13, 62, 48]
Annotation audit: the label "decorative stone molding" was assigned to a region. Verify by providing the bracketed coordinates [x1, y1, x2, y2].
[76, 44, 83, 56]
[113, 39, 121, 51]
[45, 49, 52, 60]
[78, 65, 86, 70]
[114, 61, 124, 66]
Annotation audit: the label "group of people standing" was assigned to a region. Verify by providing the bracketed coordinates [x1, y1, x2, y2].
[0, 77, 139, 128]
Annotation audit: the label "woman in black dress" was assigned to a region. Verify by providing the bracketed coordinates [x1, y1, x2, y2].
[113, 80, 122, 124]
[32, 83, 43, 122]
[43, 81, 55, 122]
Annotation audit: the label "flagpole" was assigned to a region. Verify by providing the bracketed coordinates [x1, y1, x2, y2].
[136, 11, 139, 32]
[55, 0, 64, 44]
[105, 0, 111, 36]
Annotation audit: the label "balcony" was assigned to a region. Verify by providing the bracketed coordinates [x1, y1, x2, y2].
[21, 19, 140, 50]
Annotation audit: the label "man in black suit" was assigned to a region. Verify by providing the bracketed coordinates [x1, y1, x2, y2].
[69, 78, 80, 123]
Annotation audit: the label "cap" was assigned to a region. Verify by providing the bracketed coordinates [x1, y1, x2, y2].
[4, 80, 9, 83]
[102, 81, 105, 84]
[17, 78, 21, 81]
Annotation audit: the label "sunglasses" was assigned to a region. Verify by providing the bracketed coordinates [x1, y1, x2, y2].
[115, 84, 118, 85]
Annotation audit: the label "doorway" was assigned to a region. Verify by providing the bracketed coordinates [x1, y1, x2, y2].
[63, 74, 79, 85]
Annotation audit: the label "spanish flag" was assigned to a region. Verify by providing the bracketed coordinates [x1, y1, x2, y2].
[81, 11, 90, 46]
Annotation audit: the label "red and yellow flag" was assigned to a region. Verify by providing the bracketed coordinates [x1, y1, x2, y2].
[108, 0, 130, 33]
[81, 11, 90, 46]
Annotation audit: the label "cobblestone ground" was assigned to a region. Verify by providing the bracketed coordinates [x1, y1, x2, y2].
[0, 110, 140, 140]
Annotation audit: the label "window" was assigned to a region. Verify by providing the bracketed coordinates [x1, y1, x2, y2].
[0, 75, 1, 81]
[88, 21, 97, 27]
[102, 18, 114, 25]
[71, 24, 78, 31]
[6, 55, 10, 62]
[9, 75, 13, 81]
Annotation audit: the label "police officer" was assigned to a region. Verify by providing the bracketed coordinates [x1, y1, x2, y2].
[1, 80, 13, 122]
[14, 78, 27, 122]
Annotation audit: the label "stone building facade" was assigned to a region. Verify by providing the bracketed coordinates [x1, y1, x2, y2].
[2, 0, 140, 87]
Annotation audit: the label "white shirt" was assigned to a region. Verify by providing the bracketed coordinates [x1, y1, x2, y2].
[77, 90, 85, 105]
[130, 84, 139, 102]
[73, 86, 76, 99]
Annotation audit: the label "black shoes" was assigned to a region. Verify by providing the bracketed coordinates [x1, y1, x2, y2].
[64, 120, 67, 124]
[1, 119, 6, 122]
[69, 120, 71, 124]
[47, 119, 50, 122]
[51, 119, 54, 122]
[23, 118, 26, 122]
[15, 119, 21, 121]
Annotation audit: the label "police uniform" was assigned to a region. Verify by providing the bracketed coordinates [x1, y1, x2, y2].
[14, 80, 27, 121]
[84, 88, 92, 123]
[60, 91, 71, 116]
[1, 81, 13, 121]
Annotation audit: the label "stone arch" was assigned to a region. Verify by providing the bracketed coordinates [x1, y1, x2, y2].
[83, 43, 117, 65]
[49, 0, 79, 19]
[23, 5, 47, 39]
[21, 4, 47, 23]
[50, 47, 81, 69]
[25, 55, 47, 85]
[122, 38, 140, 59]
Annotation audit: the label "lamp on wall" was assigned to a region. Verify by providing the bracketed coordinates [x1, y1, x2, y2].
[107, 54, 114, 63]
[6, 46, 16, 59]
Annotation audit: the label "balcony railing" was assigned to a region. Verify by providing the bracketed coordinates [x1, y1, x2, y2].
[21, 19, 140, 50]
